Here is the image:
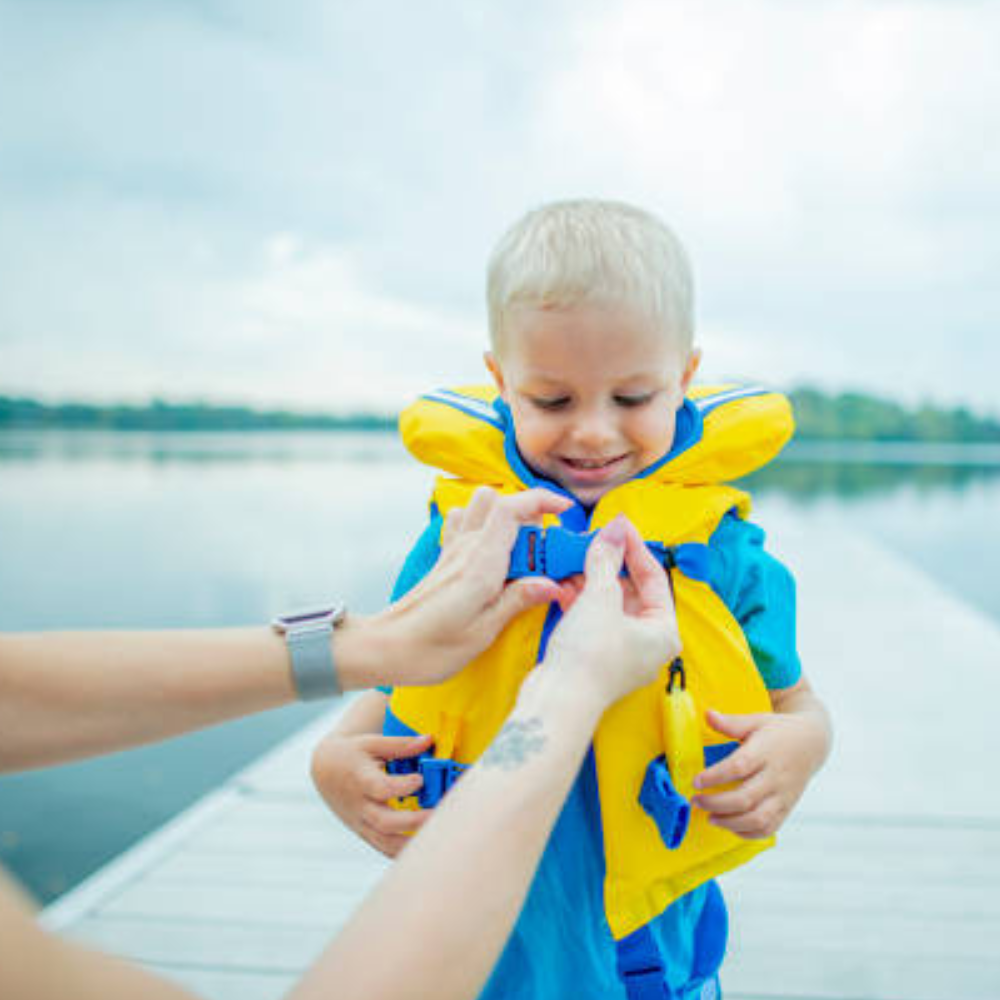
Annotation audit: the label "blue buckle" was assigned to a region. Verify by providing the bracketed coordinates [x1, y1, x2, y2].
[416, 757, 467, 808]
[509, 526, 594, 581]
[508, 527, 712, 585]
[386, 753, 468, 808]
[544, 527, 595, 580]
[639, 756, 691, 850]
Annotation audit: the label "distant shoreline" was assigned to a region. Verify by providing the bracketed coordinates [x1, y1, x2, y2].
[2, 389, 999, 443]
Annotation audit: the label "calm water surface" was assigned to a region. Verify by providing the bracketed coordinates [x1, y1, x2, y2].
[1, 430, 998, 903]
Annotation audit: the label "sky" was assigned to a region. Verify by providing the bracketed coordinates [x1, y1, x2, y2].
[1, 0, 998, 414]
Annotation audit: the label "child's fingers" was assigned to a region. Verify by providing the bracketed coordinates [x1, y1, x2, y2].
[692, 771, 769, 817]
[362, 801, 431, 837]
[382, 771, 426, 800]
[707, 795, 783, 839]
[693, 746, 764, 791]
[361, 825, 411, 858]
[704, 709, 767, 742]
[359, 733, 434, 761]
[358, 764, 422, 801]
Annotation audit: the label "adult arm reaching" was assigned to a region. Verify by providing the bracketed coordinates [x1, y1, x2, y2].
[0, 511, 679, 1000]
[0, 487, 571, 772]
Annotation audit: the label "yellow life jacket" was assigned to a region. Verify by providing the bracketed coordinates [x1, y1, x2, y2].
[386, 383, 794, 942]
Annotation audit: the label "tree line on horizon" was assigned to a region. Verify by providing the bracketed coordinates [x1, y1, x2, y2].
[1, 388, 998, 443]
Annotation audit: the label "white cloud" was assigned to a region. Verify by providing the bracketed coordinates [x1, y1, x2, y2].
[1, 0, 998, 412]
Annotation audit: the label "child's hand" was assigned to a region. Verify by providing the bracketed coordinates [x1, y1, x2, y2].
[690, 708, 824, 839]
[311, 731, 434, 857]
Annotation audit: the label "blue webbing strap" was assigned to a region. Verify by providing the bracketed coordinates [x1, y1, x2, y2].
[617, 925, 672, 1000]
[508, 526, 712, 583]
[639, 743, 738, 850]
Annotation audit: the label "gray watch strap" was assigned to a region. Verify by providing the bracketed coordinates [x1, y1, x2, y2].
[286, 627, 339, 700]
[273, 604, 345, 700]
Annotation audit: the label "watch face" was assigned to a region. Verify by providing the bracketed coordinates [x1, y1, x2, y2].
[275, 604, 345, 630]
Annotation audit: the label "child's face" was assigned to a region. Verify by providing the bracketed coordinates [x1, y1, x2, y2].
[486, 302, 700, 505]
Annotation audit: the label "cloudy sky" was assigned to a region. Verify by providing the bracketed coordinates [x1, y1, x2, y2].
[1, 0, 997, 413]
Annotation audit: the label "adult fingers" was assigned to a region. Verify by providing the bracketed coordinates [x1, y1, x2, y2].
[620, 519, 671, 612]
[497, 488, 574, 524]
[461, 486, 499, 532]
[481, 488, 574, 554]
[440, 507, 464, 547]
[581, 516, 628, 595]
[489, 577, 563, 630]
[555, 576, 584, 613]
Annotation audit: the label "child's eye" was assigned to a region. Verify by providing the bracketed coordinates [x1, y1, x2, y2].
[531, 396, 571, 411]
[614, 393, 654, 408]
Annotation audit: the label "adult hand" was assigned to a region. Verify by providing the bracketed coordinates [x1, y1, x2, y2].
[341, 488, 572, 689]
[538, 515, 681, 710]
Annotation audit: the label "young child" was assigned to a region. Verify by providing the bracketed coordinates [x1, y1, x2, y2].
[320, 200, 831, 1000]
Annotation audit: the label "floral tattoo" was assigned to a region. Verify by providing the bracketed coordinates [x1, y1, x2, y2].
[481, 717, 547, 771]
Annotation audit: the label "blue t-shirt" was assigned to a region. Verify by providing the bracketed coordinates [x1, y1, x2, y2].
[385, 399, 801, 998]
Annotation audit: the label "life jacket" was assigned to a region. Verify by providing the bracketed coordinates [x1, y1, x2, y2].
[385, 383, 794, 948]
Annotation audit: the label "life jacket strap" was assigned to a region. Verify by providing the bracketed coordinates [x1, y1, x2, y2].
[508, 526, 713, 583]
[640, 757, 691, 849]
[617, 925, 673, 1000]
[640, 743, 738, 849]
[386, 753, 469, 808]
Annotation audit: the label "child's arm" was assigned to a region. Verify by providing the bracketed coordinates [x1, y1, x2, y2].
[690, 513, 832, 838]
[690, 677, 832, 838]
[312, 689, 433, 857]
[310, 513, 446, 855]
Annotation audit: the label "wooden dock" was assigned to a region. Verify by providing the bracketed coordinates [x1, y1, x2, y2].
[42, 506, 1000, 999]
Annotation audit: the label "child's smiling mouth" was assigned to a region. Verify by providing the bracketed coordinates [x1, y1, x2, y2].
[557, 453, 630, 484]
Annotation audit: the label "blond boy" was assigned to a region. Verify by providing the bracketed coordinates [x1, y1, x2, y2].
[319, 201, 831, 1000]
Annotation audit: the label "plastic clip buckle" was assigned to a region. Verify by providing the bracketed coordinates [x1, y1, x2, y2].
[386, 753, 468, 807]
[542, 527, 595, 581]
[417, 757, 467, 809]
[639, 756, 691, 850]
[509, 526, 546, 578]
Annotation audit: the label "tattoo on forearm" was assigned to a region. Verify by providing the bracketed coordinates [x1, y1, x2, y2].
[481, 717, 547, 771]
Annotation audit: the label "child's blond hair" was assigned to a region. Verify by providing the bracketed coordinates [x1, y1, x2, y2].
[487, 199, 694, 353]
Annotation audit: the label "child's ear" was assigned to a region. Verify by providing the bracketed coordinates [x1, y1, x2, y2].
[680, 348, 702, 394]
[484, 351, 508, 399]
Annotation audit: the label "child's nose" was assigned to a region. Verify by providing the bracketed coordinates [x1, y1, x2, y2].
[570, 408, 617, 450]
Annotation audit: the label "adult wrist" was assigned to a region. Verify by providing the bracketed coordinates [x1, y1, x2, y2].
[518, 657, 606, 734]
[333, 611, 394, 691]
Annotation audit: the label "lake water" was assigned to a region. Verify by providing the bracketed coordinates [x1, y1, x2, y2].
[2, 429, 999, 904]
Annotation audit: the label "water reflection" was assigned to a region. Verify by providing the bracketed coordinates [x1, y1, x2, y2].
[2, 429, 999, 905]
[745, 443, 1000, 503]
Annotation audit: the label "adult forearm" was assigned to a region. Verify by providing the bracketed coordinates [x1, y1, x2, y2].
[0, 629, 296, 771]
[291, 669, 604, 1000]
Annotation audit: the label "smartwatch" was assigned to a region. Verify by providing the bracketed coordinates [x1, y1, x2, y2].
[271, 603, 347, 700]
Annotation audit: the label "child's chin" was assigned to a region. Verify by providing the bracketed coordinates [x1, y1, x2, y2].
[567, 481, 617, 506]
